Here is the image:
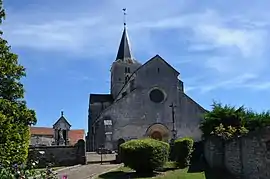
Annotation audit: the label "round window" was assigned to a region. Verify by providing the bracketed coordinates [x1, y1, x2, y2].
[149, 89, 165, 103]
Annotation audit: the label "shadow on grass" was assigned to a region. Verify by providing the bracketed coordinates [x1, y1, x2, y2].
[156, 161, 179, 172]
[188, 157, 206, 173]
[187, 157, 238, 179]
[98, 171, 160, 179]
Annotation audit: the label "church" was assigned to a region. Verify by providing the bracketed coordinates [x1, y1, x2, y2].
[86, 24, 207, 152]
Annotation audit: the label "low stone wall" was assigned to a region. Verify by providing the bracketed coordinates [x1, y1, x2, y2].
[204, 127, 270, 179]
[28, 139, 86, 168]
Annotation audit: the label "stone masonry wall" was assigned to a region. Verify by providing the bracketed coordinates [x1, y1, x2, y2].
[224, 138, 242, 175]
[203, 136, 224, 168]
[28, 140, 86, 168]
[204, 127, 270, 179]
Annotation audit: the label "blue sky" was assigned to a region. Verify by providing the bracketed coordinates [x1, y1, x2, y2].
[2, 0, 270, 133]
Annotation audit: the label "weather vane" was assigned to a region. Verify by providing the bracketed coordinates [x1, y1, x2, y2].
[123, 8, 127, 26]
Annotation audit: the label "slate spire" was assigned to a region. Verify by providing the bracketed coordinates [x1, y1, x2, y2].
[115, 26, 132, 61]
[115, 8, 133, 62]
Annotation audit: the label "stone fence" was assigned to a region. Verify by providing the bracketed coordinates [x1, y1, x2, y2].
[28, 139, 86, 168]
[204, 127, 270, 179]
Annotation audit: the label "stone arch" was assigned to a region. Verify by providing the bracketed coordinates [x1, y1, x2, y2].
[145, 123, 170, 142]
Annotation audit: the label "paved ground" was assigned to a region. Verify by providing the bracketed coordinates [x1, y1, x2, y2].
[86, 152, 116, 163]
[56, 163, 122, 179]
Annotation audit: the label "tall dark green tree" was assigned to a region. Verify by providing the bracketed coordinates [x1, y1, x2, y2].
[0, 0, 37, 165]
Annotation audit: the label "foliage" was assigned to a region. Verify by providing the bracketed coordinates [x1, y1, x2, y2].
[0, 100, 36, 165]
[172, 137, 194, 168]
[0, 0, 37, 166]
[213, 123, 248, 140]
[120, 138, 169, 173]
[0, 161, 58, 179]
[200, 102, 270, 140]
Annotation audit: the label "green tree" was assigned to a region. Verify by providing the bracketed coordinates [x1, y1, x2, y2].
[200, 101, 270, 140]
[0, 0, 37, 166]
[200, 102, 248, 140]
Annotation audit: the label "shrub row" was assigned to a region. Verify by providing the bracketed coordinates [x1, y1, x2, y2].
[119, 137, 194, 173]
[120, 138, 169, 173]
[172, 137, 194, 168]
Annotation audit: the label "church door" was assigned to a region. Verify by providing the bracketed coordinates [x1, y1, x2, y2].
[150, 131, 162, 141]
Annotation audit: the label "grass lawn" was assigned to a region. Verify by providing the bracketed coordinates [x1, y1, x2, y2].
[97, 162, 206, 179]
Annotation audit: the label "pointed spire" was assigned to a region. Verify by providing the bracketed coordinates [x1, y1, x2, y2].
[116, 27, 132, 61]
[61, 111, 64, 117]
[115, 8, 133, 62]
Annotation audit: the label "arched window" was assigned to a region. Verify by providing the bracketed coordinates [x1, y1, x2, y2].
[125, 67, 131, 73]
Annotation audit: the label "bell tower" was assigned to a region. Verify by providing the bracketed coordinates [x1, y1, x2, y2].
[110, 9, 141, 99]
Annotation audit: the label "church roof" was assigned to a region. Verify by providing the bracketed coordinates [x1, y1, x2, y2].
[115, 27, 139, 64]
[144, 55, 180, 75]
[90, 94, 113, 104]
[114, 54, 180, 99]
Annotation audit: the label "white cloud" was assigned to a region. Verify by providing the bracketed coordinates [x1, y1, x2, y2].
[195, 25, 266, 58]
[4, 6, 268, 58]
[186, 73, 270, 93]
[3, 0, 270, 92]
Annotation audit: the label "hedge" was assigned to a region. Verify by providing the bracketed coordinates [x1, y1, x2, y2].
[120, 138, 169, 173]
[173, 137, 194, 168]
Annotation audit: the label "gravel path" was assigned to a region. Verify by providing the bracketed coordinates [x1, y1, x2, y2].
[56, 163, 121, 179]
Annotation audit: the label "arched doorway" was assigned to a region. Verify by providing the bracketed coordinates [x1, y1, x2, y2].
[145, 123, 170, 142]
[151, 131, 162, 141]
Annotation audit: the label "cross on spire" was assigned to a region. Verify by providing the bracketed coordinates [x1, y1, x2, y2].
[123, 8, 127, 26]
[115, 8, 132, 61]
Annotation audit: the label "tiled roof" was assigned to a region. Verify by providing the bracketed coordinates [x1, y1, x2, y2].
[68, 129, 85, 145]
[30, 127, 54, 136]
[30, 127, 85, 146]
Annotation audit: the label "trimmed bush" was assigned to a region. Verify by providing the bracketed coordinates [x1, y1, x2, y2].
[173, 137, 194, 168]
[120, 138, 169, 173]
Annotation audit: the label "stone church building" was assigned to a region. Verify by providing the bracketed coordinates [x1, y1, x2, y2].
[86, 25, 207, 152]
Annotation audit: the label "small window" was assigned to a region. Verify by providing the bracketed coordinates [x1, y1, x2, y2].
[125, 67, 130, 73]
[105, 125, 112, 132]
[104, 120, 112, 126]
[157, 68, 160, 73]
